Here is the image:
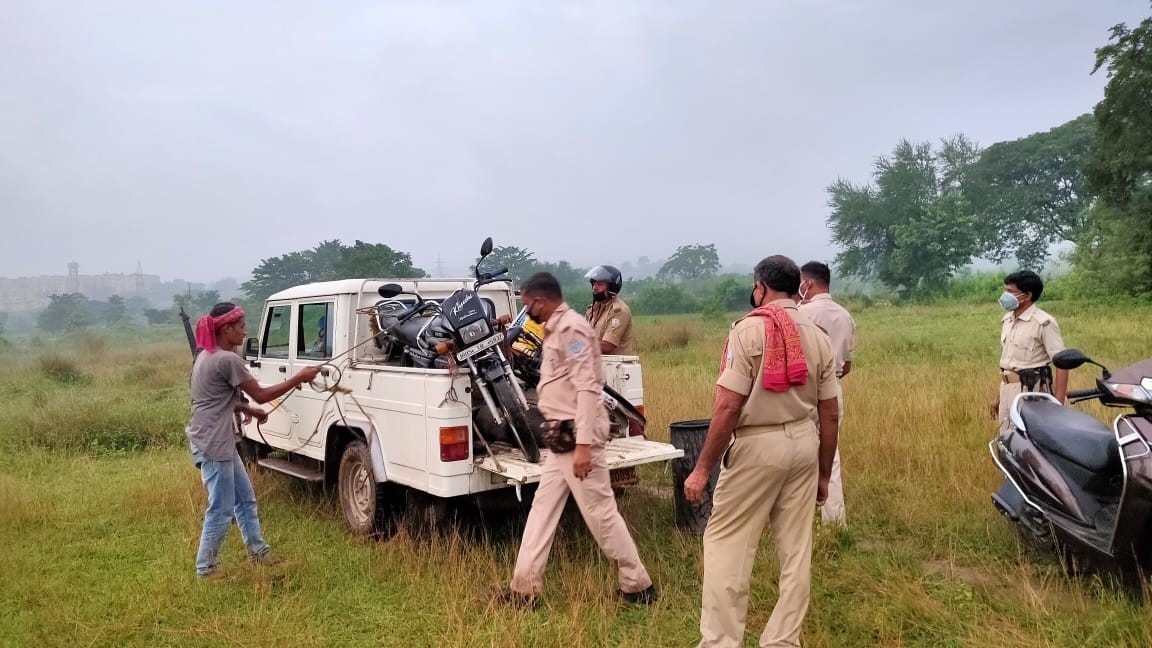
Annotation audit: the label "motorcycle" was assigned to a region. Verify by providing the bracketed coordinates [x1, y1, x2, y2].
[373, 237, 541, 463]
[989, 348, 1152, 577]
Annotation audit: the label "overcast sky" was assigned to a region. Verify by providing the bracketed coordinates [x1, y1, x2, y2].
[1, 1, 1147, 283]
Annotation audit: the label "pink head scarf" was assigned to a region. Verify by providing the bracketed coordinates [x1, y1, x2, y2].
[195, 307, 245, 353]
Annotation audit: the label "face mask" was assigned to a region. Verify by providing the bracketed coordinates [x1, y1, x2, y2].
[798, 282, 809, 302]
[592, 291, 608, 303]
[998, 291, 1019, 311]
[749, 284, 761, 309]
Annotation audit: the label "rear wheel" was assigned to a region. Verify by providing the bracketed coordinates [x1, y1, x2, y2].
[492, 378, 540, 463]
[338, 439, 397, 537]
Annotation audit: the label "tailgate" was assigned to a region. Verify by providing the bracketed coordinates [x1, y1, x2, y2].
[475, 437, 684, 486]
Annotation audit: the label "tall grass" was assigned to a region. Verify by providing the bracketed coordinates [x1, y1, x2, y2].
[2, 305, 1152, 646]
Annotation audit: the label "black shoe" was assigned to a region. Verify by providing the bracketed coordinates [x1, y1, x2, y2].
[621, 584, 658, 605]
[497, 587, 538, 610]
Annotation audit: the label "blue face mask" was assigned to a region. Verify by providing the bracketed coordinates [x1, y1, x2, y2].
[998, 291, 1019, 311]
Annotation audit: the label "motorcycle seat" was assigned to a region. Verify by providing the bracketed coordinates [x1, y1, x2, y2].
[1019, 400, 1118, 472]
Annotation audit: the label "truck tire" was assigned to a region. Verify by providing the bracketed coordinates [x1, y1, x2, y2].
[492, 378, 540, 463]
[338, 439, 395, 537]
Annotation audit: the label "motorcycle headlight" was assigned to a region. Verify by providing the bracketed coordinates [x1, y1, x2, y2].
[1106, 380, 1152, 403]
[458, 319, 490, 345]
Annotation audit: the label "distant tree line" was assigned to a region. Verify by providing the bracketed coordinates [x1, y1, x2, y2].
[828, 6, 1152, 298]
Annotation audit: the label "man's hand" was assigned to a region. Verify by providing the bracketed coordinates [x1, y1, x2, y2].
[296, 366, 321, 385]
[240, 406, 268, 425]
[572, 444, 592, 480]
[989, 398, 999, 420]
[840, 361, 851, 378]
[817, 476, 830, 506]
[684, 468, 711, 504]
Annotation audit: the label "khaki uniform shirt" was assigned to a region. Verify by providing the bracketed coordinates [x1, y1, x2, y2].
[585, 297, 633, 356]
[718, 299, 839, 429]
[798, 293, 855, 377]
[538, 304, 610, 446]
[999, 305, 1065, 371]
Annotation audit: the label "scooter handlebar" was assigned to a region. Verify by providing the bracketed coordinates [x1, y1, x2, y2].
[1067, 388, 1100, 399]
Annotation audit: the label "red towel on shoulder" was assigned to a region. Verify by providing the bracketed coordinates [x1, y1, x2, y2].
[720, 304, 808, 392]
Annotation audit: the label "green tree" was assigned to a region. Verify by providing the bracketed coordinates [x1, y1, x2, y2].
[192, 290, 222, 316]
[827, 136, 981, 297]
[38, 293, 92, 333]
[143, 308, 172, 325]
[475, 245, 537, 283]
[242, 251, 317, 301]
[967, 114, 1095, 269]
[105, 295, 129, 327]
[658, 244, 721, 281]
[331, 240, 425, 280]
[242, 240, 425, 301]
[1076, 7, 1152, 295]
[534, 259, 587, 286]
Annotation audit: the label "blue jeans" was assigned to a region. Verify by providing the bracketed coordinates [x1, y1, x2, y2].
[192, 445, 270, 575]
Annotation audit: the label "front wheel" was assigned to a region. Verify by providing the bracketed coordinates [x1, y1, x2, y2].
[492, 378, 540, 463]
[338, 439, 397, 537]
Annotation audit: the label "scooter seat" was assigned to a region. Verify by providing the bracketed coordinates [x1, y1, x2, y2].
[1019, 400, 1118, 472]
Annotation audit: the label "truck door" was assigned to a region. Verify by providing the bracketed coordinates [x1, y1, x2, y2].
[250, 302, 296, 440]
[288, 300, 335, 453]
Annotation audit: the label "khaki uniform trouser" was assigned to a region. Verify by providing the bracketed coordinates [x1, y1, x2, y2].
[821, 393, 846, 525]
[997, 382, 1023, 434]
[509, 447, 652, 596]
[698, 418, 820, 648]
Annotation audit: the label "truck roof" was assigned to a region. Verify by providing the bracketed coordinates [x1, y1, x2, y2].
[267, 278, 515, 301]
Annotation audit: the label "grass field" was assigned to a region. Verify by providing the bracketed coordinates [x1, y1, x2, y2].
[2, 301, 1152, 647]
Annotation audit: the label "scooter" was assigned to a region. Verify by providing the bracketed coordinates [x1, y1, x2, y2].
[990, 348, 1152, 576]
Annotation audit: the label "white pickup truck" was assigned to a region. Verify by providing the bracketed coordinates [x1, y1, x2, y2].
[239, 278, 682, 535]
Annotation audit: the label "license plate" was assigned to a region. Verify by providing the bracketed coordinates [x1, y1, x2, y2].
[456, 333, 503, 362]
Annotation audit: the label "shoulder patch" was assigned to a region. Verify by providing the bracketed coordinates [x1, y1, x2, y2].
[609, 317, 621, 328]
[569, 340, 586, 355]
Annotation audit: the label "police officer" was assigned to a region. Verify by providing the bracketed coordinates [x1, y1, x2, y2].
[584, 265, 633, 355]
[797, 261, 855, 526]
[501, 272, 657, 608]
[685, 255, 839, 648]
[991, 270, 1068, 433]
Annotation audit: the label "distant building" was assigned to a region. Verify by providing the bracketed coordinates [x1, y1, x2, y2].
[0, 263, 163, 311]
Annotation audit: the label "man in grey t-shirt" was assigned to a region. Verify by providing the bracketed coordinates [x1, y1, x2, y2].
[188, 303, 318, 578]
[188, 349, 256, 462]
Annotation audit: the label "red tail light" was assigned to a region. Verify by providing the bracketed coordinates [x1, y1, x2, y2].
[439, 426, 470, 461]
[629, 405, 646, 437]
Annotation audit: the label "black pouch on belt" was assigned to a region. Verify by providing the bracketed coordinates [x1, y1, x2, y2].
[1017, 365, 1054, 393]
[541, 420, 577, 454]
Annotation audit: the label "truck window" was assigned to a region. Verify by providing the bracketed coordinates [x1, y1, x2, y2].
[262, 305, 292, 358]
[298, 302, 333, 359]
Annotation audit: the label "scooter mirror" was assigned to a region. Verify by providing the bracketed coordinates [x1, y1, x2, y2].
[480, 237, 494, 257]
[1053, 348, 1091, 370]
[378, 283, 404, 299]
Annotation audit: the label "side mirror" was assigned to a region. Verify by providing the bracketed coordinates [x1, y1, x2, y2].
[243, 337, 259, 359]
[480, 237, 494, 257]
[1052, 349, 1091, 370]
[378, 283, 403, 299]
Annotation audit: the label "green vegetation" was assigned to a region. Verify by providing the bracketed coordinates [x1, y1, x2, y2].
[3, 303, 1152, 646]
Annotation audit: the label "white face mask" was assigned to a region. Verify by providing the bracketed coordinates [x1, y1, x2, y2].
[998, 291, 1019, 311]
[798, 281, 809, 301]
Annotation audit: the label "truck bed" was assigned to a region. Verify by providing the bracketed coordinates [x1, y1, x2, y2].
[474, 436, 683, 486]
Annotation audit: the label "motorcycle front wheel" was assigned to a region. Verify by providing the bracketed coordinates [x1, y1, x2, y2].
[492, 378, 541, 463]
